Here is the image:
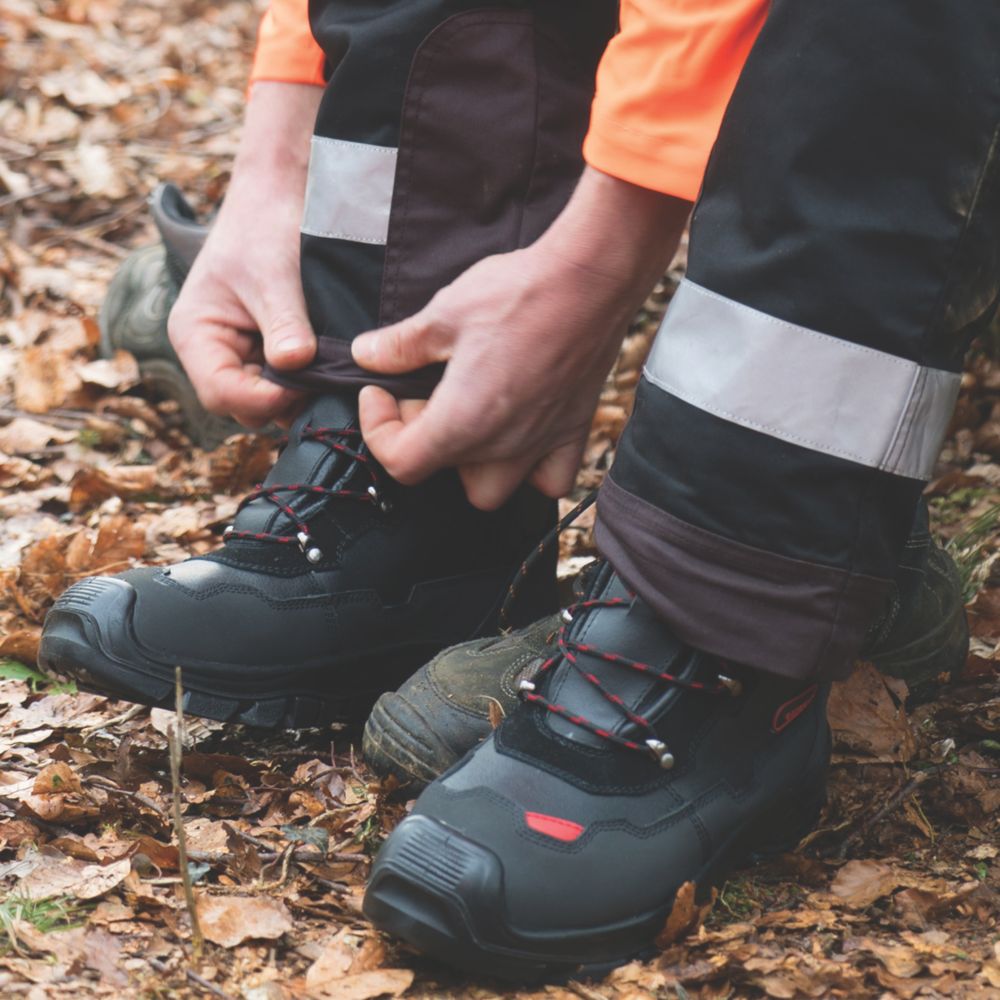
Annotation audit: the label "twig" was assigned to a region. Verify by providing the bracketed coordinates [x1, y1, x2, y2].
[169, 666, 204, 959]
[0, 184, 55, 210]
[81, 703, 146, 738]
[85, 774, 168, 819]
[832, 764, 948, 859]
[148, 957, 234, 1000]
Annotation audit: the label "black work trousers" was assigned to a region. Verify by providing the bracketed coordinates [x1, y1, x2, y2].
[278, 0, 1000, 681]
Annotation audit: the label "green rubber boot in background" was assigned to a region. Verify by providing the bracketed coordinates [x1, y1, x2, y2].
[99, 183, 239, 449]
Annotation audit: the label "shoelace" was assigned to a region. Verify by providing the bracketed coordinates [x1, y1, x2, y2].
[223, 425, 390, 563]
[500, 491, 740, 769]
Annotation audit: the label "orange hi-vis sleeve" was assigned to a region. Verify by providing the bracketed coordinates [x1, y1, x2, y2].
[584, 0, 769, 202]
[249, 0, 326, 87]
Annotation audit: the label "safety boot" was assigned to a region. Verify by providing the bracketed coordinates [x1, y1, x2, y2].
[363, 522, 967, 790]
[99, 183, 237, 448]
[364, 561, 830, 981]
[39, 392, 557, 727]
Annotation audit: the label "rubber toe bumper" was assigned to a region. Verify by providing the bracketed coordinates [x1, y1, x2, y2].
[41, 577, 349, 728]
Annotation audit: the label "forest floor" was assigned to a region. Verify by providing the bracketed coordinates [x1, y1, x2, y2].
[2, 2, 1000, 998]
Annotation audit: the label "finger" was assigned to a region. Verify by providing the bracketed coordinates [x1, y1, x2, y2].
[260, 295, 317, 371]
[459, 456, 536, 511]
[358, 384, 453, 483]
[529, 439, 585, 499]
[179, 322, 301, 425]
[351, 313, 453, 374]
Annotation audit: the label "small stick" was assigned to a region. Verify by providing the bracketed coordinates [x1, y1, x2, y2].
[148, 957, 235, 1000]
[169, 666, 204, 958]
[832, 764, 947, 859]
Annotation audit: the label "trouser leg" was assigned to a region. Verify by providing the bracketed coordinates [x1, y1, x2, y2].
[597, 0, 1000, 680]
[263, 0, 616, 398]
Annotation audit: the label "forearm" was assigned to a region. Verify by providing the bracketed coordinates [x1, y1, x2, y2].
[535, 166, 692, 310]
[228, 82, 321, 198]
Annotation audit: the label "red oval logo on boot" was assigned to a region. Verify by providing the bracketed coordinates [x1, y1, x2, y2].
[524, 812, 585, 843]
[771, 684, 819, 734]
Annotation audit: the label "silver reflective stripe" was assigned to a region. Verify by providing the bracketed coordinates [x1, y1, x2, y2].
[300, 136, 397, 245]
[645, 279, 961, 479]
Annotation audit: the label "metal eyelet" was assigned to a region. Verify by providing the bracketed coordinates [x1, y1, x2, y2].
[646, 738, 675, 770]
[223, 525, 234, 539]
[561, 609, 573, 624]
[368, 485, 393, 514]
[518, 679, 536, 694]
[297, 531, 323, 564]
[717, 674, 743, 697]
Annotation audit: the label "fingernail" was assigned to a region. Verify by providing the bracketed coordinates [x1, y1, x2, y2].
[274, 335, 305, 356]
[352, 334, 376, 363]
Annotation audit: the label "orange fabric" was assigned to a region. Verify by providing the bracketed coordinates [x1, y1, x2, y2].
[249, 0, 326, 87]
[584, 0, 768, 201]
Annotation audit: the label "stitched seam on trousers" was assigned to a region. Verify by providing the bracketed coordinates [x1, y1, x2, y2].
[300, 227, 387, 244]
[379, 11, 533, 327]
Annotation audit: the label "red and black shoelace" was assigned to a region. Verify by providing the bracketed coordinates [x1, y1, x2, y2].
[223, 426, 389, 563]
[502, 492, 739, 769]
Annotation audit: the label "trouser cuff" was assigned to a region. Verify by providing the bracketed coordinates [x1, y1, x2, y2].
[595, 473, 891, 681]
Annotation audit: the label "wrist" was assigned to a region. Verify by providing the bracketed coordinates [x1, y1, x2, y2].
[230, 82, 321, 189]
[536, 167, 691, 293]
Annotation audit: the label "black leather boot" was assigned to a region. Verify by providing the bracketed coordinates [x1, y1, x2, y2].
[364, 562, 832, 980]
[39, 393, 557, 727]
[363, 523, 966, 791]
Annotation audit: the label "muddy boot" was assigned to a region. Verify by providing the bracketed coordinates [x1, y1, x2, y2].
[99, 183, 238, 449]
[363, 508, 967, 790]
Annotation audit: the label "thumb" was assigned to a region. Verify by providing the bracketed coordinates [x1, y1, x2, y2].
[352, 313, 453, 374]
[261, 301, 317, 372]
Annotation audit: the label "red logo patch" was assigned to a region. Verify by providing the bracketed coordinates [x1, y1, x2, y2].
[524, 812, 585, 843]
[771, 684, 819, 734]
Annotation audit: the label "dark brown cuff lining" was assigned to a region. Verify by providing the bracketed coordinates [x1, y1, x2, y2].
[262, 338, 444, 400]
[595, 474, 891, 681]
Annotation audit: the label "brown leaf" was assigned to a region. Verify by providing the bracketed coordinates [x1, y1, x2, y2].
[0, 417, 75, 453]
[76, 351, 140, 391]
[828, 661, 915, 762]
[14, 345, 85, 414]
[305, 932, 356, 987]
[829, 859, 903, 909]
[196, 893, 293, 948]
[33, 762, 82, 796]
[654, 881, 715, 948]
[18, 852, 131, 901]
[0, 626, 41, 665]
[306, 970, 414, 1000]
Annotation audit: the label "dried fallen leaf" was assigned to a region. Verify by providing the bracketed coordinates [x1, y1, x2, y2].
[306, 970, 415, 1000]
[196, 893, 294, 948]
[829, 859, 903, 909]
[33, 761, 82, 795]
[18, 851, 131, 901]
[654, 881, 715, 948]
[828, 662, 915, 762]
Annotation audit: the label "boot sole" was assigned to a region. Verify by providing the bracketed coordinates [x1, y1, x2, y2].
[39, 577, 449, 729]
[364, 777, 827, 982]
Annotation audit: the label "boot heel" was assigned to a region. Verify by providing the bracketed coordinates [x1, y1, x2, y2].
[745, 783, 827, 862]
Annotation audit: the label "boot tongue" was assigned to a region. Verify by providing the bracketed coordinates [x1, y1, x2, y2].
[232, 392, 362, 538]
[542, 564, 714, 750]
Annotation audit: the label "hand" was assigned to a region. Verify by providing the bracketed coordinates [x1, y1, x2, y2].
[167, 83, 321, 428]
[352, 169, 691, 509]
